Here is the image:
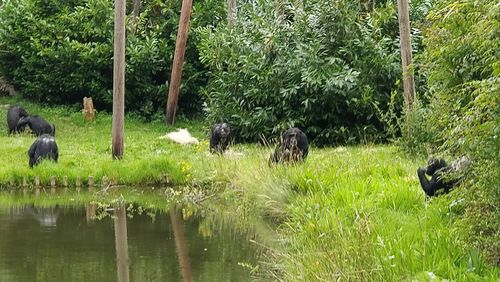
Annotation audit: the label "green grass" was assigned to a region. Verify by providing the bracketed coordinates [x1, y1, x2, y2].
[0, 96, 208, 187]
[0, 96, 497, 280]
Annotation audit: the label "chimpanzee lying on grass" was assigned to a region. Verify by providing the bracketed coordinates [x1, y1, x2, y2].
[210, 123, 231, 154]
[269, 127, 308, 164]
[17, 115, 56, 136]
[28, 134, 59, 168]
[7, 105, 29, 134]
[417, 156, 471, 197]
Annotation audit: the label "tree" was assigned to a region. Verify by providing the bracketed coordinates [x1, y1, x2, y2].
[165, 0, 194, 125]
[112, 0, 126, 159]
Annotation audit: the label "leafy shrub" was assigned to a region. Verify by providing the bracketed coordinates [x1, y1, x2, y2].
[198, 0, 403, 145]
[421, 0, 499, 264]
[0, 0, 223, 119]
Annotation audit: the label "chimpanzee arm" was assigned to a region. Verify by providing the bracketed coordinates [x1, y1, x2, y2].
[417, 167, 440, 196]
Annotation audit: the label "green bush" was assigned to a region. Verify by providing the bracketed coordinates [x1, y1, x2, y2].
[420, 0, 499, 264]
[198, 0, 403, 145]
[0, 0, 223, 119]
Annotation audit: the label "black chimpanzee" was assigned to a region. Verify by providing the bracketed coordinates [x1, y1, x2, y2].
[17, 115, 55, 136]
[417, 156, 472, 197]
[210, 123, 231, 154]
[6, 105, 29, 134]
[269, 127, 309, 164]
[28, 134, 59, 168]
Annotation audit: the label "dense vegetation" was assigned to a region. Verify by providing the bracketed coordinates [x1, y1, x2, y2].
[414, 0, 499, 264]
[198, 1, 404, 144]
[0, 0, 223, 119]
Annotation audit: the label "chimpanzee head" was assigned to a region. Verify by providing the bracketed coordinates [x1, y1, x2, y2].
[210, 123, 231, 154]
[18, 107, 29, 118]
[270, 127, 308, 164]
[214, 123, 230, 141]
[426, 157, 448, 175]
[282, 127, 302, 149]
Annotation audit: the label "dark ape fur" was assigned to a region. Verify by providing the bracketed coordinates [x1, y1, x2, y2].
[17, 115, 55, 136]
[210, 123, 231, 154]
[417, 156, 471, 197]
[28, 134, 59, 168]
[7, 105, 29, 134]
[269, 127, 309, 164]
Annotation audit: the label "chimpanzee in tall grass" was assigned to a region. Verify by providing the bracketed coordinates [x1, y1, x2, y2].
[28, 134, 59, 168]
[269, 127, 309, 164]
[6, 105, 29, 134]
[210, 123, 231, 154]
[417, 156, 472, 197]
[17, 115, 55, 136]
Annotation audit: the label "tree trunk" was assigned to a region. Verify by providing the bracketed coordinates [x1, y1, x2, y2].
[227, 0, 237, 28]
[132, 0, 141, 32]
[397, 0, 415, 110]
[165, 0, 193, 125]
[112, 0, 126, 159]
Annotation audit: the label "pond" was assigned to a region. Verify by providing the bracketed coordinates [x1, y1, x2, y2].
[0, 193, 266, 281]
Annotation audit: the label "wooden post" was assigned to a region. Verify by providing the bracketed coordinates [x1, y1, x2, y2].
[63, 176, 68, 193]
[83, 97, 96, 122]
[76, 176, 82, 193]
[88, 176, 94, 192]
[50, 176, 56, 194]
[165, 0, 193, 125]
[112, 0, 126, 159]
[227, 0, 237, 28]
[397, 0, 415, 110]
[35, 176, 41, 197]
[22, 177, 28, 187]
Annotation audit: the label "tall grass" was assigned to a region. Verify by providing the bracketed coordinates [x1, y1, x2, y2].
[185, 145, 498, 280]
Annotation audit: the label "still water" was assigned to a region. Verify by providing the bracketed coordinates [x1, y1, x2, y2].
[0, 202, 262, 281]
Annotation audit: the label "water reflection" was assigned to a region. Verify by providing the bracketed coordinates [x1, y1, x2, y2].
[171, 208, 193, 282]
[10, 204, 60, 227]
[114, 204, 130, 282]
[0, 202, 263, 281]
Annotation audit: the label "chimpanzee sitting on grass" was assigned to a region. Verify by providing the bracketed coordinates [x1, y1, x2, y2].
[17, 115, 55, 136]
[6, 105, 29, 134]
[417, 156, 471, 197]
[28, 134, 59, 168]
[210, 123, 231, 154]
[269, 127, 308, 164]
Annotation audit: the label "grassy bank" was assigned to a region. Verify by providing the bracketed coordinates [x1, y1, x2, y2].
[0, 97, 497, 280]
[0, 96, 207, 187]
[187, 145, 498, 280]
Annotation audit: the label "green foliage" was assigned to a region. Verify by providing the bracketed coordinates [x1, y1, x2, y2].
[0, 0, 224, 119]
[198, 0, 403, 145]
[420, 0, 500, 264]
